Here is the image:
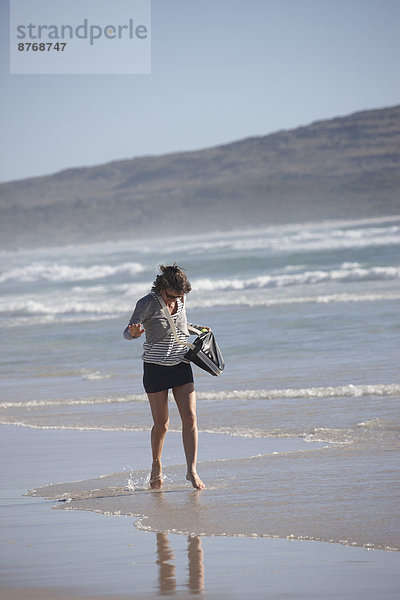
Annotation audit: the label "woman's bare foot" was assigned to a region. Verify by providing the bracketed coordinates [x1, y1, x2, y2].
[186, 471, 205, 490]
[150, 460, 163, 489]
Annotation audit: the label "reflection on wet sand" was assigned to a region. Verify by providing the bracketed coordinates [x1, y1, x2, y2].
[156, 532, 204, 594]
[187, 535, 204, 593]
[156, 532, 176, 593]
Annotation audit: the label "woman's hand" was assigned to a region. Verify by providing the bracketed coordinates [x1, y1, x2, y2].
[128, 323, 145, 338]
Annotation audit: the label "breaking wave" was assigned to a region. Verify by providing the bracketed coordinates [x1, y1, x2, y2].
[1, 383, 398, 411]
[0, 262, 399, 323]
[113, 217, 397, 256]
[191, 265, 400, 292]
[0, 261, 144, 283]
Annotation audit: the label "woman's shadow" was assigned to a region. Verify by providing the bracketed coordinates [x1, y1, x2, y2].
[156, 532, 204, 594]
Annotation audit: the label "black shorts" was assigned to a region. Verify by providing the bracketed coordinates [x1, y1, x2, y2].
[143, 361, 194, 394]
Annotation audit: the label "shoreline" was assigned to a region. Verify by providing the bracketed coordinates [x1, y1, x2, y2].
[0, 589, 146, 600]
[1, 424, 399, 599]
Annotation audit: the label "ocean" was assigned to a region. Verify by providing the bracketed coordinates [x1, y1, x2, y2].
[1, 215, 399, 561]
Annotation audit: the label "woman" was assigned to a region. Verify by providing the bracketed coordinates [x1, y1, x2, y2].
[123, 265, 207, 490]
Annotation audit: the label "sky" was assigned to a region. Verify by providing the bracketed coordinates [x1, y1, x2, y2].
[0, 0, 399, 183]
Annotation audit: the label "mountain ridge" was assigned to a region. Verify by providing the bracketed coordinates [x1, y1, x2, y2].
[1, 105, 399, 248]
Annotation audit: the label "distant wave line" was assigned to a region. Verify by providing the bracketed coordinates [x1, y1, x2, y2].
[0, 263, 399, 319]
[191, 265, 400, 292]
[1, 383, 398, 410]
[0, 261, 144, 283]
[1, 215, 398, 259]
[0, 394, 148, 410]
[186, 227, 400, 254]
[189, 290, 400, 309]
[197, 383, 400, 401]
[164, 221, 400, 255]
[0, 223, 399, 284]
[1, 290, 399, 325]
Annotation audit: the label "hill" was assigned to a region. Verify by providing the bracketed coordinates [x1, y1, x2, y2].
[0, 105, 399, 248]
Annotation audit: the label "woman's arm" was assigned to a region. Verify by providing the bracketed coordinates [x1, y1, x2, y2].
[123, 296, 148, 340]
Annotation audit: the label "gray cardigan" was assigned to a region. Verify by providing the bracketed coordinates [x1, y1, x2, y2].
[123, 293, 202, 345]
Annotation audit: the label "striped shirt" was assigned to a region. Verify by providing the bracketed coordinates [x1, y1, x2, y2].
[142, 295, 190, 366]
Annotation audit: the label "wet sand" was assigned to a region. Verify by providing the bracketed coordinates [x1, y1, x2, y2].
[0, 590, 143, 600]
[1, 425, 399, 599]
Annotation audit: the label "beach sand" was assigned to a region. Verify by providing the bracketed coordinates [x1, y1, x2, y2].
[1, 424, 399, 600]
[0, 590, 139, 600]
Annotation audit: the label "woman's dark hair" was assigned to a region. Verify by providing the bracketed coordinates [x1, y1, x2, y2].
[151, 264, 192, 295]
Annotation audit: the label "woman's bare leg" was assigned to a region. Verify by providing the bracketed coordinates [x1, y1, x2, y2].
[147, 389, 169, 489]
[173, 382, 205, 490]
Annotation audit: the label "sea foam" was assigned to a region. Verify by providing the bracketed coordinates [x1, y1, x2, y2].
[0, 261, 144, 283]
[1, 383, 398, 411]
